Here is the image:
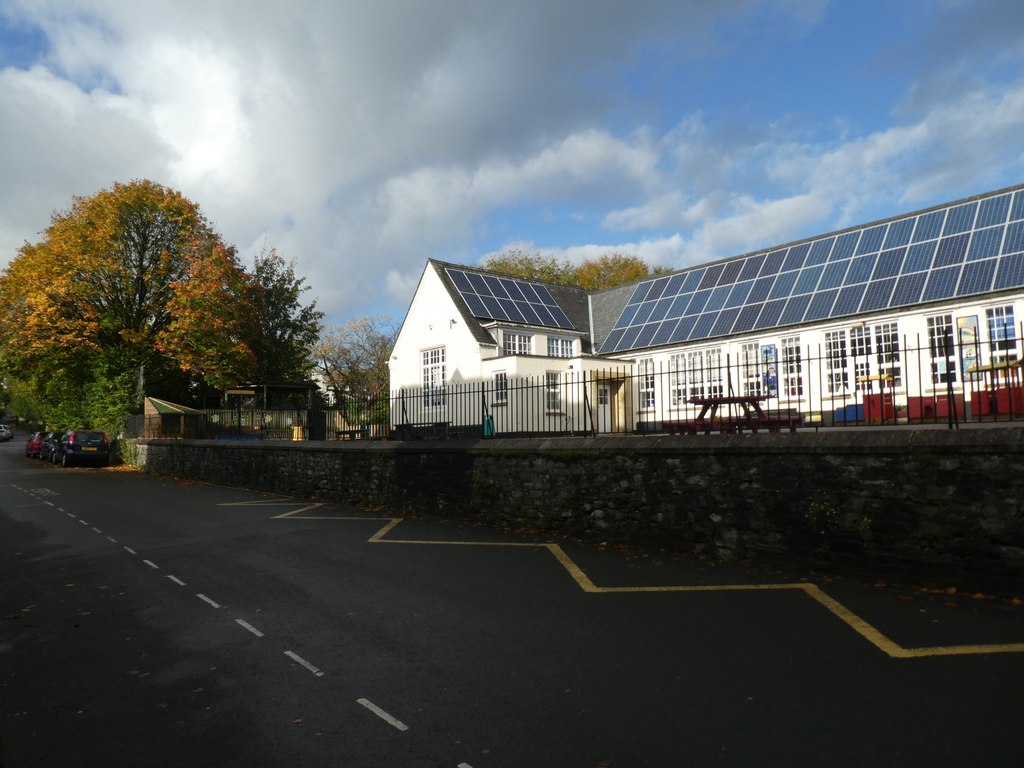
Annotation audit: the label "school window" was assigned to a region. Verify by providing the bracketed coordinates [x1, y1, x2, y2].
[421, 347, 446, 406]
[707, 349, 724, 398]
[927, 315, 956, 385]
[986, 306, 1017, 364]
[741, 342, 762, 397]
[493, 371, 508, 404]
[547, 337, 574, 358]
[669, 353, 687, 406]
[825, 330, 849, 394]
[545, 372, 562, 411]
[850, 325, 872, 391]
[781, 336, 803, 397]
[875, 322, 902, 386]
[686, 350, 705, 399]
[503, 332, 532, 356]
[638, 359, 656, 410]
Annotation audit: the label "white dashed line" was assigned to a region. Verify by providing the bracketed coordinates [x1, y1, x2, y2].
[142, 559, 159, 569]
[284, 651, 325, 677]
[67, 513, 76, 519]
[124, 546, 137, 555]
[91, 527, 102, 534]
[356, 698, 409, 731]
[197, 594, 221, 609]
[458, 763, 475, 768]
[77, 519, 88, 526]
[106, 536, 118, 543]
[166, 575, 186, 586]
[235, 619, 264, 638]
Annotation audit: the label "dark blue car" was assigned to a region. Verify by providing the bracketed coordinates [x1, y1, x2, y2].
[56, 430, 110, 467]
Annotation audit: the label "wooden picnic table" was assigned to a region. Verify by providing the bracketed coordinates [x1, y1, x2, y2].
[664, 394, 802, 434]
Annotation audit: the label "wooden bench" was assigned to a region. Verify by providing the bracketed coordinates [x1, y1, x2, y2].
[664, 412, 803, 435]
[393, 421, 451, 440]
[335, 426, 370, 440]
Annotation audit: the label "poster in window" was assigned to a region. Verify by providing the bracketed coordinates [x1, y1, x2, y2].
[760, 344, 778, 397]
[957, 315, 979, 379]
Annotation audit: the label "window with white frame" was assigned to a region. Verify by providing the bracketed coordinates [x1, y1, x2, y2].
[741, 342, 762, 397]
[547, 337, 574, 358]
[686, 350, 705, 399]
[638, 359, 656, 410]
[825, 330, 849, 394]
[850, 325, 872, 391]
[707, 349, 724, 397]
[669, 353, 687, 406]
[493, 371, 508, 404]
[875, 322, 902, 386]
[503, 332, 532, 356]
[545, 372, 561, 411]
[986, 305, 1017, 364]
[422, 347, 446, 406]
[781, 336, 803, 397]
[927, 314, 956, 385]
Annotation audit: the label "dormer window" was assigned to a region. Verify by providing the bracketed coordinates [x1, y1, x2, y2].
[503, 332, 532, 355]
[547, 337, 574, 358]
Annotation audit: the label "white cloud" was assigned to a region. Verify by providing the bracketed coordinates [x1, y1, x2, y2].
[1, 0, 1023, 330]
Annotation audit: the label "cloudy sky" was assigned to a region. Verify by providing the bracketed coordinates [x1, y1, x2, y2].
[2, 0, 1024, 328]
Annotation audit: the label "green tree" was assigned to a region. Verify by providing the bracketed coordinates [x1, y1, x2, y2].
[0, 179, 316, 430]
[247, 247, 324, 383]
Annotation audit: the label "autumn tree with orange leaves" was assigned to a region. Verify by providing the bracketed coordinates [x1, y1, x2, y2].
[0, 179, 319, 431]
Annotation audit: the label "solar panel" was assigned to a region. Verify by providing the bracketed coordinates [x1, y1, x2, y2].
[994, 252, 1024, 290]
[804, 289, 838, 321]
[903, 241, 936, 272]
[883, 218, 915, 249]
[779, 294, 811, 325]
[759, 250, 786, 276]
[831, 284, 866, 317]
[698, 265, 723, 290]
[807, 238, 834, 265]
[943, 202, 977, 235]
[891, 272, 927, 306]
[860, 278, 897, 312]
[446, 268, 575, 329]
[968, 226, 1004, 261]
[1003, 221, 1024, 255]
[598, 187, 1024, 353]
[922, 265, 962, 302]
[747, 276, 775, 303]
[977, 194, 1010, 228]
[913, 210, 945, 242]
[844, 254, 877, 285]
[856, 224, 887, 255]
[957, 259, 997, 296]
[874, 248, 906, 279]
[933, 234, 970, 267]
[768, 271, 798, 300]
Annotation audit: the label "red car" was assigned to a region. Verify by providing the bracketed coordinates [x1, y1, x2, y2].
[25, 431, 44, 458]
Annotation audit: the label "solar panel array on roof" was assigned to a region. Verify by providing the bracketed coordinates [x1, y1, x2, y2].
[600, 188, 1024, 354]
[445, 268, 575, 330]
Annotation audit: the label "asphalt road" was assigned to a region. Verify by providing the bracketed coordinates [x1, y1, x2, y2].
[1, 436, 1023, 767]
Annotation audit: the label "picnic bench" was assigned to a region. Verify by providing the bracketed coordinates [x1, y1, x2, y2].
[664, 395, 803, 434]
[335, 426, 371, 440]
[392, 421, 452, 440]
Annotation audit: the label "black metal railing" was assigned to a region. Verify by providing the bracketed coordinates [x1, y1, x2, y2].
[123, 330, 1024, 440]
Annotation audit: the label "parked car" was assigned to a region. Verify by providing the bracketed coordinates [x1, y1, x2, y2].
[39, 431, 62, 461]
[56, 429, 110, 467]
[25, 431, 44, 458]
[0, 424, 12, 441]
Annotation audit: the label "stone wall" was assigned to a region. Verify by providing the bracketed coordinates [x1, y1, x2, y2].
[134, 428, 1024, 588]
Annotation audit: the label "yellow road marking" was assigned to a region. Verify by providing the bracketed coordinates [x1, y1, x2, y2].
[268, 508, 1024, 659]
